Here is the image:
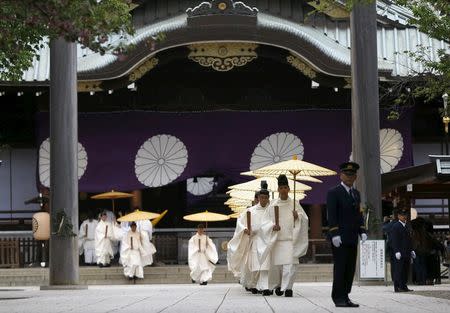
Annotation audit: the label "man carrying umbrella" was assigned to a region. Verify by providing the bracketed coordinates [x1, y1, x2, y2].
[326, 162, 367, 307]
[227, 184, 271, 294]
[188, 224, 218, 285]
[95, 211, 121, 267]
[78, 212, 98, 265]
[120, 222, 156, 281]
[257, 174, 309, 297]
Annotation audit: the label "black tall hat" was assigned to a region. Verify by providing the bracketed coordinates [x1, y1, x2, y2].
[277, 174, 289, 187]
[259, 180, 269, 196]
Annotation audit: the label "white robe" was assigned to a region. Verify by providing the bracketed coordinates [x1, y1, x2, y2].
[227, 203, 269, 288]
[257, 198, 309, 289]
[95, 220, 122, 265]
[78, 219, 98, 263]
[120, 230, 156, 278]
[188, 233, 218, 283]
[119, 220, 152, 239]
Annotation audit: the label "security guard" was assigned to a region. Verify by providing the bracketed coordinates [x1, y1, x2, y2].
[390, 209, 415, 292]
[326, 162, 367, 308]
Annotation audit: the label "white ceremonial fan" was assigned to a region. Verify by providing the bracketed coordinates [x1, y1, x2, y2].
[379, 128, 404, 174]
[250, 132, 304, 171]
[38, 138, 88, 187]
[187, 177, 214, 196]
[135, 134, 188, 187]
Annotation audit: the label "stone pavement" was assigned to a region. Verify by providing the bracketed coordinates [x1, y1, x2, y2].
[0, 283, 449, 313]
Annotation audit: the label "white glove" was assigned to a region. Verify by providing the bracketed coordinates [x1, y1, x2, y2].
[395, 252, 401, 260]
[361, 233, 367, 243]
[332, 236, 342, 248]
[411, 251, 416, 259]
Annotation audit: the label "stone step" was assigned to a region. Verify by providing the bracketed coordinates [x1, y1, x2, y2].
[0, 264, 338, 286]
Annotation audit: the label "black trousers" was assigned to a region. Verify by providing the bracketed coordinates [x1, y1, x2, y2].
[331, 244, 357, 303]
[393, 257, 410, 290]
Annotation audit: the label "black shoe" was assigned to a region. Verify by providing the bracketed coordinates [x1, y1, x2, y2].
[275, 287, 284, 296]
[262, 289, 272, 296]
[335, 301, 349, 307]
[395, 288, 407, 293]
[98, 263, 104, 268]
[245, 287, 251, 292]
[284, 289, 293, 297]
[128, 276, 134, 280]
[404, 287, 413, 292]
[200, 282, 207, 285]
[346, 300, 359, 307]
[192, 279, 196, 283]
[251, 288, 258, 294]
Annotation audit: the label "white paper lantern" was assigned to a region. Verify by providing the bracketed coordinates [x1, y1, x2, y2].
[32, 212, 50, 240]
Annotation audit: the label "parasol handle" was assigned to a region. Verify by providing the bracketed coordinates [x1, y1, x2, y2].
[246, 211, 252, 234]
[293, 173, 296, 228]
[275, 206, 279, 228]
[105, 225, 108, 238]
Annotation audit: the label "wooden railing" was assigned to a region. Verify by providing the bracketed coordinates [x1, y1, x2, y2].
[0, 232, 333, 268]
[0, 238, 20, 268]
[0, 237, 41, 268]
[307, 239, 332, 263]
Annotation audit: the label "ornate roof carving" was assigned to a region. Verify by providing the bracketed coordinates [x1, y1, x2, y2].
[186, 0, 258, 18]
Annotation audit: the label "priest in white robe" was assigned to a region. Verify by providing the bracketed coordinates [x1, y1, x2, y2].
[257, 174, 309, 297]
[136, 219, 153, 240]
[95, 211, 121, 267]
[120, 222, 156, 280]
[228, 186, 271, 294]
[78, 214, 98, 265]
[188, 224, 218, 285]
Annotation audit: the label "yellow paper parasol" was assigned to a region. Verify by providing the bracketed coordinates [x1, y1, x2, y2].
[91, 190, 134, 213]
[183, 210, 230, 222]
[251, 156, 336, 177]
[224, 198, 252, 207]
[117, 209, 160, 222]
[228, 176, 311, 193]
[229, 205, 248, 213]
[251, 155, 336, 210]
[229, 212, 241, 219]
[240, 170, 323, 183]
[183, 210, 230, 229]
[151, 209, 168, 226]
[227, 189, 306, 201]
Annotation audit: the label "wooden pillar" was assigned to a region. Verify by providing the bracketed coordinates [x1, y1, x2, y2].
[48, 38, 80, 286]
[130, 190, 142, 209]
[350, 2, 382, 239]
[309, 204, 323, 239]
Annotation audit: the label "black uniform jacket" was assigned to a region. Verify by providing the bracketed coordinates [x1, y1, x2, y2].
[326, 184, 366, 245]
[390, 221, 413, 257]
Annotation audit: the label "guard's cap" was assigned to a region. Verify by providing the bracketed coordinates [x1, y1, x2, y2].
[339, 162, 360, 176]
